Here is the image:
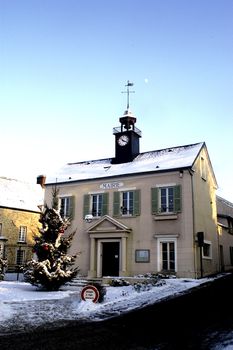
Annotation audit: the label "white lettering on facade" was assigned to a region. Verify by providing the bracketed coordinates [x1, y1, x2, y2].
[100, 182, 123, 190]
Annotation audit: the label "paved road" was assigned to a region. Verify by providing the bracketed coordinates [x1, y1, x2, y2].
[1, 273, 233, 350]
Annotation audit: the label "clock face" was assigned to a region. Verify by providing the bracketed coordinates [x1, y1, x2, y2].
[117, 134, 129, 146]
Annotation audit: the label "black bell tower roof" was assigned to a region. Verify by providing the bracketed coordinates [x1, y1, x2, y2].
[119, 109, 137, 132]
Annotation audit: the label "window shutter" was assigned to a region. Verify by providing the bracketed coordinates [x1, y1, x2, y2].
[133, 190, 141, 216]
[83, 194, 90, 219]
[102, 193, 109, 216]
[151, 188, 159, 214]
[174, 185, 182, 212]
[113, 192, 120, 216]
[69, 196, 75, 220]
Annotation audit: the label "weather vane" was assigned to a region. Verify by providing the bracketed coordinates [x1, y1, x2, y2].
[121, 80, 135, 109]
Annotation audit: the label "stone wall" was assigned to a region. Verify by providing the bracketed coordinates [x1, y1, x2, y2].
[0, 207, 41, 268]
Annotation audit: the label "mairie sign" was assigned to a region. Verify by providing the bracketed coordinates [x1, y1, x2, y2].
[100, 181, 123, 190]
[80, 285, 99, 303]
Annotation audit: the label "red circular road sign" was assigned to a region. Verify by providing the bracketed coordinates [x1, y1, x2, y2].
[80, 285, 100, 303]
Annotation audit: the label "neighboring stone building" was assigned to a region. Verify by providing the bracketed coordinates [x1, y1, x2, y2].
[0, 177, 44, 271]
[217, 196, 233, 272]
[42, 99, 229, 279]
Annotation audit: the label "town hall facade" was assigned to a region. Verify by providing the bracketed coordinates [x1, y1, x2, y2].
[42, 89, 233, 279]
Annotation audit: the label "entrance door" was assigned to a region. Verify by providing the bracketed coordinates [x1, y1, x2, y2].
[102, 242, 119, 276]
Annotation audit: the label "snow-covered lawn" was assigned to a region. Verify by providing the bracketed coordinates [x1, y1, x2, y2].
[0, 276, 214, 335]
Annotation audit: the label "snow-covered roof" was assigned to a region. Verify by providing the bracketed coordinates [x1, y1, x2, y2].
[46, 142, 204, 185]
[0, 177, 44, 212]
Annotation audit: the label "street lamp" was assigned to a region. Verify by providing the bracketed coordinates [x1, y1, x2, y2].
[85, 214, 93, 223]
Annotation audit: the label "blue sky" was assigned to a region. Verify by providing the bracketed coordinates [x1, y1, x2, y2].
[1, 0, 233, 201]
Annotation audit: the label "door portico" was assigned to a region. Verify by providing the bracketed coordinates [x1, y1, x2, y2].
[86, 215, 131, 278]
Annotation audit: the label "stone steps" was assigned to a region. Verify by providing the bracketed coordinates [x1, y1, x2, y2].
[66, 277, 103, 287]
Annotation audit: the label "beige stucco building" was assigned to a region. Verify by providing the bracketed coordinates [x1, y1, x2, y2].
[217, 196, 233, 272]
[0, 177, 43, 271]
[43, 107, 229, 279]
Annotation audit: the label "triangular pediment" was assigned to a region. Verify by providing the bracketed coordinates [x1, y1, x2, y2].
[86, 215, 131, 234]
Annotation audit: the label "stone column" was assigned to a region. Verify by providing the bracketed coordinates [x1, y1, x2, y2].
[121, 237, 127, 274]
[88, 237, 96, 278]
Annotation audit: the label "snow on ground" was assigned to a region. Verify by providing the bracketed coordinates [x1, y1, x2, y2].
[0, 275, 214, 335]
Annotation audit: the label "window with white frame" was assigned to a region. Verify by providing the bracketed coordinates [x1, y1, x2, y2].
[121, 191, 134, 215]
[91, 194, 103, 217]
[113, 190, 140, 217]
[83, 193, 108, 219]
[156, 237, 177, 272]
[18, 226, 27, 242]
[59, 196, 74, 219]
[160, 187, 174, 213]
[151, 185, 181, 215]
[202, 241, 212, 259]
[16, 249, 25, 265]
[161, 241, 175, 271]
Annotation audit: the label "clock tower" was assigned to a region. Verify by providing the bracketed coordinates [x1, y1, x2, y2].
[112, 81, 141, 164]
[112, 80, 141, 164]
[112, 109, 141, 164]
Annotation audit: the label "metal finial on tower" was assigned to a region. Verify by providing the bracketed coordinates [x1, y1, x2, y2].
[121, 80, 135, 109]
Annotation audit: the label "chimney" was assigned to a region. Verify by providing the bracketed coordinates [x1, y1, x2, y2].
[37, 175, 46, 188]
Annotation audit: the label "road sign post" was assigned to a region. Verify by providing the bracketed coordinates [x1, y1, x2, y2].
[80, 285, 100, 303]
